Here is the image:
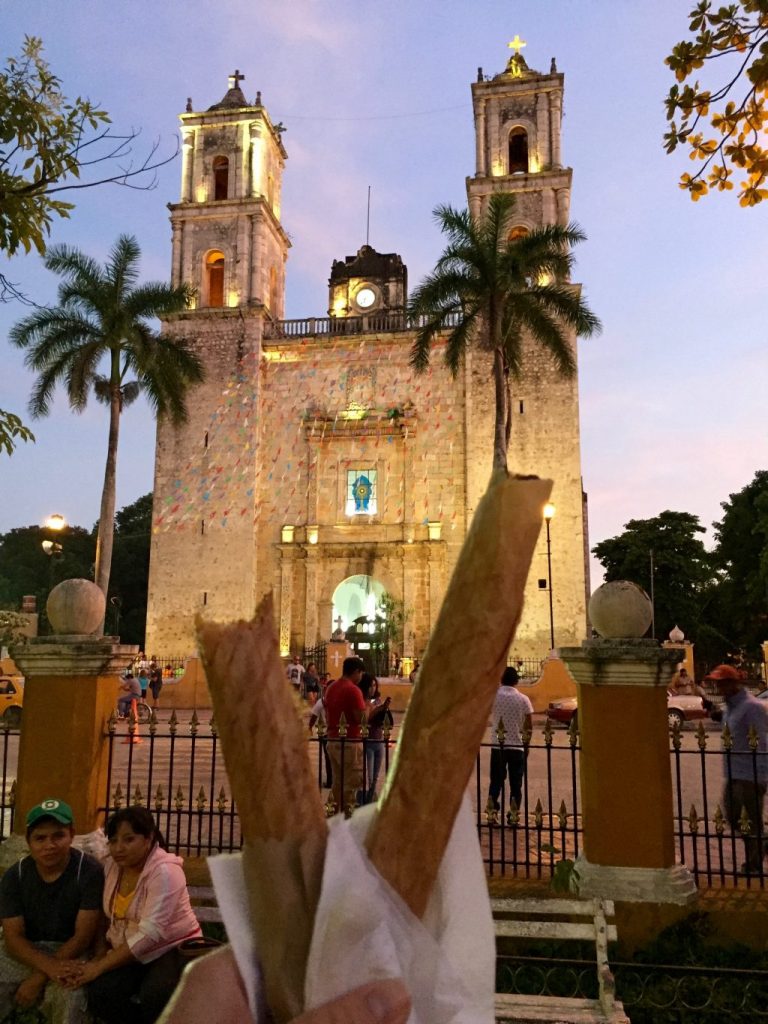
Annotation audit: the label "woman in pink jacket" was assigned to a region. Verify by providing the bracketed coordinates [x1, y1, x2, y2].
[73, 806, 201, 1023]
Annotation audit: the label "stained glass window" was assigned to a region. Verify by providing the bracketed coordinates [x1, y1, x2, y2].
[346, 469, 377, 516]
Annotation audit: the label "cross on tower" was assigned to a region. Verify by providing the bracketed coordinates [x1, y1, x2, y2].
[228, 69, 245, 89]
[508, 34, 527, 56]
[334, 615, 344, 631]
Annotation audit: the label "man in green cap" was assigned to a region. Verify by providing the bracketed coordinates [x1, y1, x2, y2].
[0, 798, 104, 1021]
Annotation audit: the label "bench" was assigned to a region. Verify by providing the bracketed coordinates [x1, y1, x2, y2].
[188, 885, 223, 924]
[189, 885, 628, 1022]
[493, 897, 629, 1023]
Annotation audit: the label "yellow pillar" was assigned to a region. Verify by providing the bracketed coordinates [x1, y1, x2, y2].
[560, 582, 696, 904]
[10, 582, 136, 834]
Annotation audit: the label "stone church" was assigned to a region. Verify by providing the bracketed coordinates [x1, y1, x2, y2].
[145, 44, 591, 662]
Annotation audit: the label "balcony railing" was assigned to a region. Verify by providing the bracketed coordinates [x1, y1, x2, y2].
[262, 310, 462, 341]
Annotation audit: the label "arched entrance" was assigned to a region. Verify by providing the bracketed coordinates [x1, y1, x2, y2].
[332, 575, 389, 676]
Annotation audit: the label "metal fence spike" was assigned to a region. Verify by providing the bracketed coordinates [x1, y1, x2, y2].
[721, 722, 733, 751]
[695, 721, 707, 749]
[543, 717, 554, 747]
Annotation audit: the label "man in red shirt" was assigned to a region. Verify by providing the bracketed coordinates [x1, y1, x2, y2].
[323, 657, 365, 814]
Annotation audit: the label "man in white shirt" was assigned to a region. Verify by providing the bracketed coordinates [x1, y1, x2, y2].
[488, 667, 533, 812]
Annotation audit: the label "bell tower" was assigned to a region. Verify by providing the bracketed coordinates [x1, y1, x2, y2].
[467, 39, 571, 230]
[171, 71, 289, 316]
[146, 73, 290, 653]
[464, 41, 590, 650]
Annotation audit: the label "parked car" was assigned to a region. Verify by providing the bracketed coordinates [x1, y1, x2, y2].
[547, 691, 709, 730]
[0, 676, 23, 728]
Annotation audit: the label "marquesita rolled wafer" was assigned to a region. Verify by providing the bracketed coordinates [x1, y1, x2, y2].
[366, 471, 552, 917]
[197, 595, 326, 1023]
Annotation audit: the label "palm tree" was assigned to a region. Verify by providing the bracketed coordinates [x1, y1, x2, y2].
[409, 192, 601, 473]
[10, 234, 204, 608]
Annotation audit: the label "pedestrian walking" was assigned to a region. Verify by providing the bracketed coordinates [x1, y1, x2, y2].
[707, 664, 768, 876]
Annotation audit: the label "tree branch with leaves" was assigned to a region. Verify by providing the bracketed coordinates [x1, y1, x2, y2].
[0, 36, 179, 299]
[0, 409, 34, 456]
[664, 1, 768, 205]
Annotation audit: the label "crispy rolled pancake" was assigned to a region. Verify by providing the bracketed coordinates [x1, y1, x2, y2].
[366, 471, 552, 917]
[197, 595, 326, 1023]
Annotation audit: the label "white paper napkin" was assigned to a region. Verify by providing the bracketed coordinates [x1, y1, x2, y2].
[208, 795, 495, 1023]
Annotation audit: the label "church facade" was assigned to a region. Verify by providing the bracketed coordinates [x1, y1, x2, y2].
[145, 46, 591, 661]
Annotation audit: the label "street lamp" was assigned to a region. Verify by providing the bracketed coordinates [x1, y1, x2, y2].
[543, 502, 556, 651]
[42, 514, 66, 592]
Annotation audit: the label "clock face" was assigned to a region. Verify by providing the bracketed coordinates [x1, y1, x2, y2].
[355, 286, 377, 309]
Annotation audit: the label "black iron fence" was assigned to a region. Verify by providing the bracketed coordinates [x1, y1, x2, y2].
[0, 706, 762, 891]
[98, 712, 583, 873]
[496, 955, 768, 1021]
[0, 725, 17, 841]
[671, 718, 768, 887]
[130, 655, 188, 677]
[97, 712, 768, 890]
[507, 655, 547, 679]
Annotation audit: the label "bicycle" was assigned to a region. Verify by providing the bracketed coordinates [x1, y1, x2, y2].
[116, 698, 152, 725]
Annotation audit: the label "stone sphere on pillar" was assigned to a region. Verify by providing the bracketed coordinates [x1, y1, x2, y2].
[589, 581, 653, 639]
[46, 579, 105, 636]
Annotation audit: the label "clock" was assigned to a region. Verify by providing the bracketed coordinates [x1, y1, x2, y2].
[355, 286, 377, 309]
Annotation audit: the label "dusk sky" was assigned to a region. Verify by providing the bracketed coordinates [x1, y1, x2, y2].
[1, 1, 765, 593]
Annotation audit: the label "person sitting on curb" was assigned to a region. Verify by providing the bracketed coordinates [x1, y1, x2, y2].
[0, 798, 104, 1022]
[68, 806, 202, 1024]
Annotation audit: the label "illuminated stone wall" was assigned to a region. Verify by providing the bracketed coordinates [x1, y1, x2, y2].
[146, 55, 590, 659]
[146, 310, 264, 653]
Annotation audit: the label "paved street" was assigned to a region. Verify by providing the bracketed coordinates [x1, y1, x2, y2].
[99, 712, 732, 856]
[0, 710, 737, 875]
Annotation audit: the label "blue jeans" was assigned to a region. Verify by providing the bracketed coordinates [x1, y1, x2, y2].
[365, 740, 385, 801]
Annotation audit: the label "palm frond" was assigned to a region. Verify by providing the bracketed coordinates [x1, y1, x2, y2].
[93, 376, 112, 405]
[44, 245, 104, 293]
[121, 381, 142, 406]
[123, 281, 190, 321]
[65, 343, 102, 410]
[28, 348, 84, 417]
[106, 235, 141, 301]
[444, 306, 481, 375]
[528, 283, 602, 338]
[502, 298, 577, 378]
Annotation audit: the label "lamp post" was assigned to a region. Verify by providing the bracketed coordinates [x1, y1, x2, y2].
[543, 502, 556, 651]
[42, 513, 66, 600]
